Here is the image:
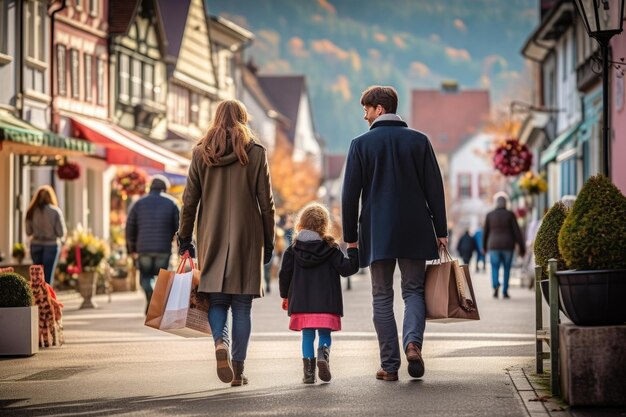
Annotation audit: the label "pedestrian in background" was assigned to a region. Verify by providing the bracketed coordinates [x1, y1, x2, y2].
[342, 86, 448, 381]
[456, 229, 476, 266]
[279, 203, 359, 384]
[177, 99, 275, 387]
[482, 193, 526, 299]
[473, 227, 486, 272]
[126, 175, 179, 313]
[25, 185, 67, 286]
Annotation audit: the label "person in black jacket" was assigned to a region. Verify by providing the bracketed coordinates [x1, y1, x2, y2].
[342, 86, 448, 381]
[456, 229, 477, 266]
[279, 203, 359, 384]
[126, 175, 180, 312]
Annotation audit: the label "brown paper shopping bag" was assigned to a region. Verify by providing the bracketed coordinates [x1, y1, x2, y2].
[425, 248, 480, 323]
[144, 268, 174, 330]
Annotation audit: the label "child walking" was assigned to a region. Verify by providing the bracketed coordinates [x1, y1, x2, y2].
[279, 203, 359, 383]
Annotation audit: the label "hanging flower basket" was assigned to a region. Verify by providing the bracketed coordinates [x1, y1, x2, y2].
[519, 171, 548, 195]
[493, 138, 532, 176]
[57, 162, 81, 181]
[113, 169, 147, 196]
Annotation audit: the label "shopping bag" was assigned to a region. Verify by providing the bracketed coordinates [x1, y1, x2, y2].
[145, 255, 211, 337]
[144, 268, 174, 330]
[425, 247, 480, 323]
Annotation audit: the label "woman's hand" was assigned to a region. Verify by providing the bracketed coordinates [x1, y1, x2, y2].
[177, 235, 196, 258]
[281, 298, 288, 311]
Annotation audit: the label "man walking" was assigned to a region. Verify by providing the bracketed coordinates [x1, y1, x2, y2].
[126, 175, 180, 313]
[342, 86, 448, 381]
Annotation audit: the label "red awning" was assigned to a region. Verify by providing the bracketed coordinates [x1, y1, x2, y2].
[70, 117, 190, 175]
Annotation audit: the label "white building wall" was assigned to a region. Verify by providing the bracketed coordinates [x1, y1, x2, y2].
[242, 88, 276, 154]
[556, 28, 581, 134]
[293, 91, 322, 172]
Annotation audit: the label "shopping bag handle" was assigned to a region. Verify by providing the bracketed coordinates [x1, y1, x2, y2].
[177, 251, 195, 273]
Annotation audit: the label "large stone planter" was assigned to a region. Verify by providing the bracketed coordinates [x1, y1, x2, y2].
[78, 271, 98, 309]
[0, 306, 38, 356]
[557, 269, 626, 326]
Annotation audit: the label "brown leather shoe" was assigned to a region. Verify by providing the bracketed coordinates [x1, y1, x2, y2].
[406, 342, 425, 378]
[215, 341, 234, 383]
[231, 360, 248, 386]
[376, 369, 398, 381]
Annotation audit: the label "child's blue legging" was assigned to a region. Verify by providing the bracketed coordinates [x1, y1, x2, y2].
[302, 328, 331, 359]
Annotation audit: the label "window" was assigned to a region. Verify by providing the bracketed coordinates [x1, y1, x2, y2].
[478, 172, 490, 199]
[96, 58, 105, 105]
[560, 156, 578, 197]
[131, 58, 141, 102]
[143, 62, 154, 101]
[70, 49, 80, 99]
[119, 53, 129, 102]
[571, 25, 577, 72]
[56, 45, 67, 96]
[562, 37, 568, 81]
[84, 54, 92, 101]
[190, 93, 199, 125]
[0, 0, 7, 55]
[458, 173, 472, 199]
[75, 0, 81, 10]
[89, 0, 98, 16]
[26, 1, 46, 62]
[170, 84, 189, 125]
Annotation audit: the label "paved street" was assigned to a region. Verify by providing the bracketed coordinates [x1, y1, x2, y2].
[0, 266, 537, 416]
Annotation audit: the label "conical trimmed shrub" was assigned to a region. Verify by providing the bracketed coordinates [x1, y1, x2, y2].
[534, 201, 568, 278]
[558, 174, 626, 270]
[0, 272, 33, 307]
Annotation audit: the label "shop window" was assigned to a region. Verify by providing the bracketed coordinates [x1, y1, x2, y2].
[560, 156, 578, 197]
[458, 173, 472, 199]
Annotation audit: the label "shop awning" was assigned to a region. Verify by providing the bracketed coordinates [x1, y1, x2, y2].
[0, 110, 95, 156]
[540, 123, 581, 166]
[70, 117, 190, 175]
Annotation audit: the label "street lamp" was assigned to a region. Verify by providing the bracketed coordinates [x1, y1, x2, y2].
[574, 0, 625, 178]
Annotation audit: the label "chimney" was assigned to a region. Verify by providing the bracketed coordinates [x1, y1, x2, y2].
[441, 80, 459, 94]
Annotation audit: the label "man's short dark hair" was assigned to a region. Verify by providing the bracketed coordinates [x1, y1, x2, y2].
[360, 86, 398, 114]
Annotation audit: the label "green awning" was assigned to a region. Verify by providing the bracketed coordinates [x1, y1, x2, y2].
[539, 123, 581, 166]
[0, 112, 95, 155]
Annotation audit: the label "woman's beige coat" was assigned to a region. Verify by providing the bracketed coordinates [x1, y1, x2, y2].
[179, 143, 275, 295]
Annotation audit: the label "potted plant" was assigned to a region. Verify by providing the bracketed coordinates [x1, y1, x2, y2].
[0, 271, 38, 356]
[557, 175, 626, 326]
[534, 201, 569, 308]
[12, 243, 26, 264]
[65, 227, 110, 309]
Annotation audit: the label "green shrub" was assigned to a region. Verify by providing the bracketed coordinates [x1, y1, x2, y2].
[558, 174, 626, 270]
[0, 272, 34, 307]
[534, 201, 569, 278]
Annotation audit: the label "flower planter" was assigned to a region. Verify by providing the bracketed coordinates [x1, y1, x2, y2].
[78, 271, 98, 309]
[539, 279, 568, 318]
[557, 269, 626, 326]
[0, 306, 38, 356]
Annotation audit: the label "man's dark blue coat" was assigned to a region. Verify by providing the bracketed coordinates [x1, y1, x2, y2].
[342, 119, 447, 267]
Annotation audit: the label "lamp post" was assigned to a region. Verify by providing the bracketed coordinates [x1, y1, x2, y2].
[574, 0, 625, 178]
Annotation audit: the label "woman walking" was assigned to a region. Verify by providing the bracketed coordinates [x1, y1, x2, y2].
[177, 99, 275, 387]
[25, 185, 67, 286]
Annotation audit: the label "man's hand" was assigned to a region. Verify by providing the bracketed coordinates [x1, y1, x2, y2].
[437, 237, 448, 248]
[347, 242, 358, 249]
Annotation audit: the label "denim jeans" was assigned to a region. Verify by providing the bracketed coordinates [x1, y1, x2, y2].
[137, 253, 171, 305]
[301, 328, 331, 358]
[30, 244, 61, 286]
[369, 259, 426, 373]
[489, 250, 514, 294]
[208, 293, 254, 362]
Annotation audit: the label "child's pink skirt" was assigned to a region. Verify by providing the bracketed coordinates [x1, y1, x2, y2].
[289, 313, 341, 331]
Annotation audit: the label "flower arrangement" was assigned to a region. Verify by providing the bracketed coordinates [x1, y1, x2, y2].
[12, 243, 25, 259]
[493, 138, 532, 176]
[57, 162, 81, 181]
[519, 171, 548, 195]
[113, 168, 147, 196]
[65, 227, 110, 273]
[514, 207, 528, 219]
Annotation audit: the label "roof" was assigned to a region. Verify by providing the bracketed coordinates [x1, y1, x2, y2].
[411, 88, 490, 154]
[242, 67, 290, 126]
[257, 75, 306, 143]
[209, 16, 254, 42]
[157, 0, 191, 59]
[108, 0, 140, 34]
[324, 153, 346, 180]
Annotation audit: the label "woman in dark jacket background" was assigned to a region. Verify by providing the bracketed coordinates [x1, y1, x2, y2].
[483, 193, 526, 299]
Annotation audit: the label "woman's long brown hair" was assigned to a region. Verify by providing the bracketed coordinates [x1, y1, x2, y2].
[26, 185, 59, 221]
[295, 202, 339, 248]
[197, 99, 255, 166]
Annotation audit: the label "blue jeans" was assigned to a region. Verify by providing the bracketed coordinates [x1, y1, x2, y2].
[369, 259, 426, 373]
[208, 293, 254, 362]
[30, 244, 60, 286]
[489, 250, 514, 294]
[137, 253, 171, 305]
[301, 328, 331, 359]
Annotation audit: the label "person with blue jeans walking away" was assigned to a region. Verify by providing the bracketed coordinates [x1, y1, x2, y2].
[25, 185, 67, 286]
[473, 228, 486, 272]
[482, 193, 526, 299]
[342, 86, 448, 381]
[279, 203, 359, 383]
[177, 100, 275, 387]
[126, 176, 180, 313]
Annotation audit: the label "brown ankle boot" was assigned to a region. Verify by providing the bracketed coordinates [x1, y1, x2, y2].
[302, 358, 316, 384]
[215, 340, 233, 383]
[317, 346, 331, 382]
[231, 360, 248, 386]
